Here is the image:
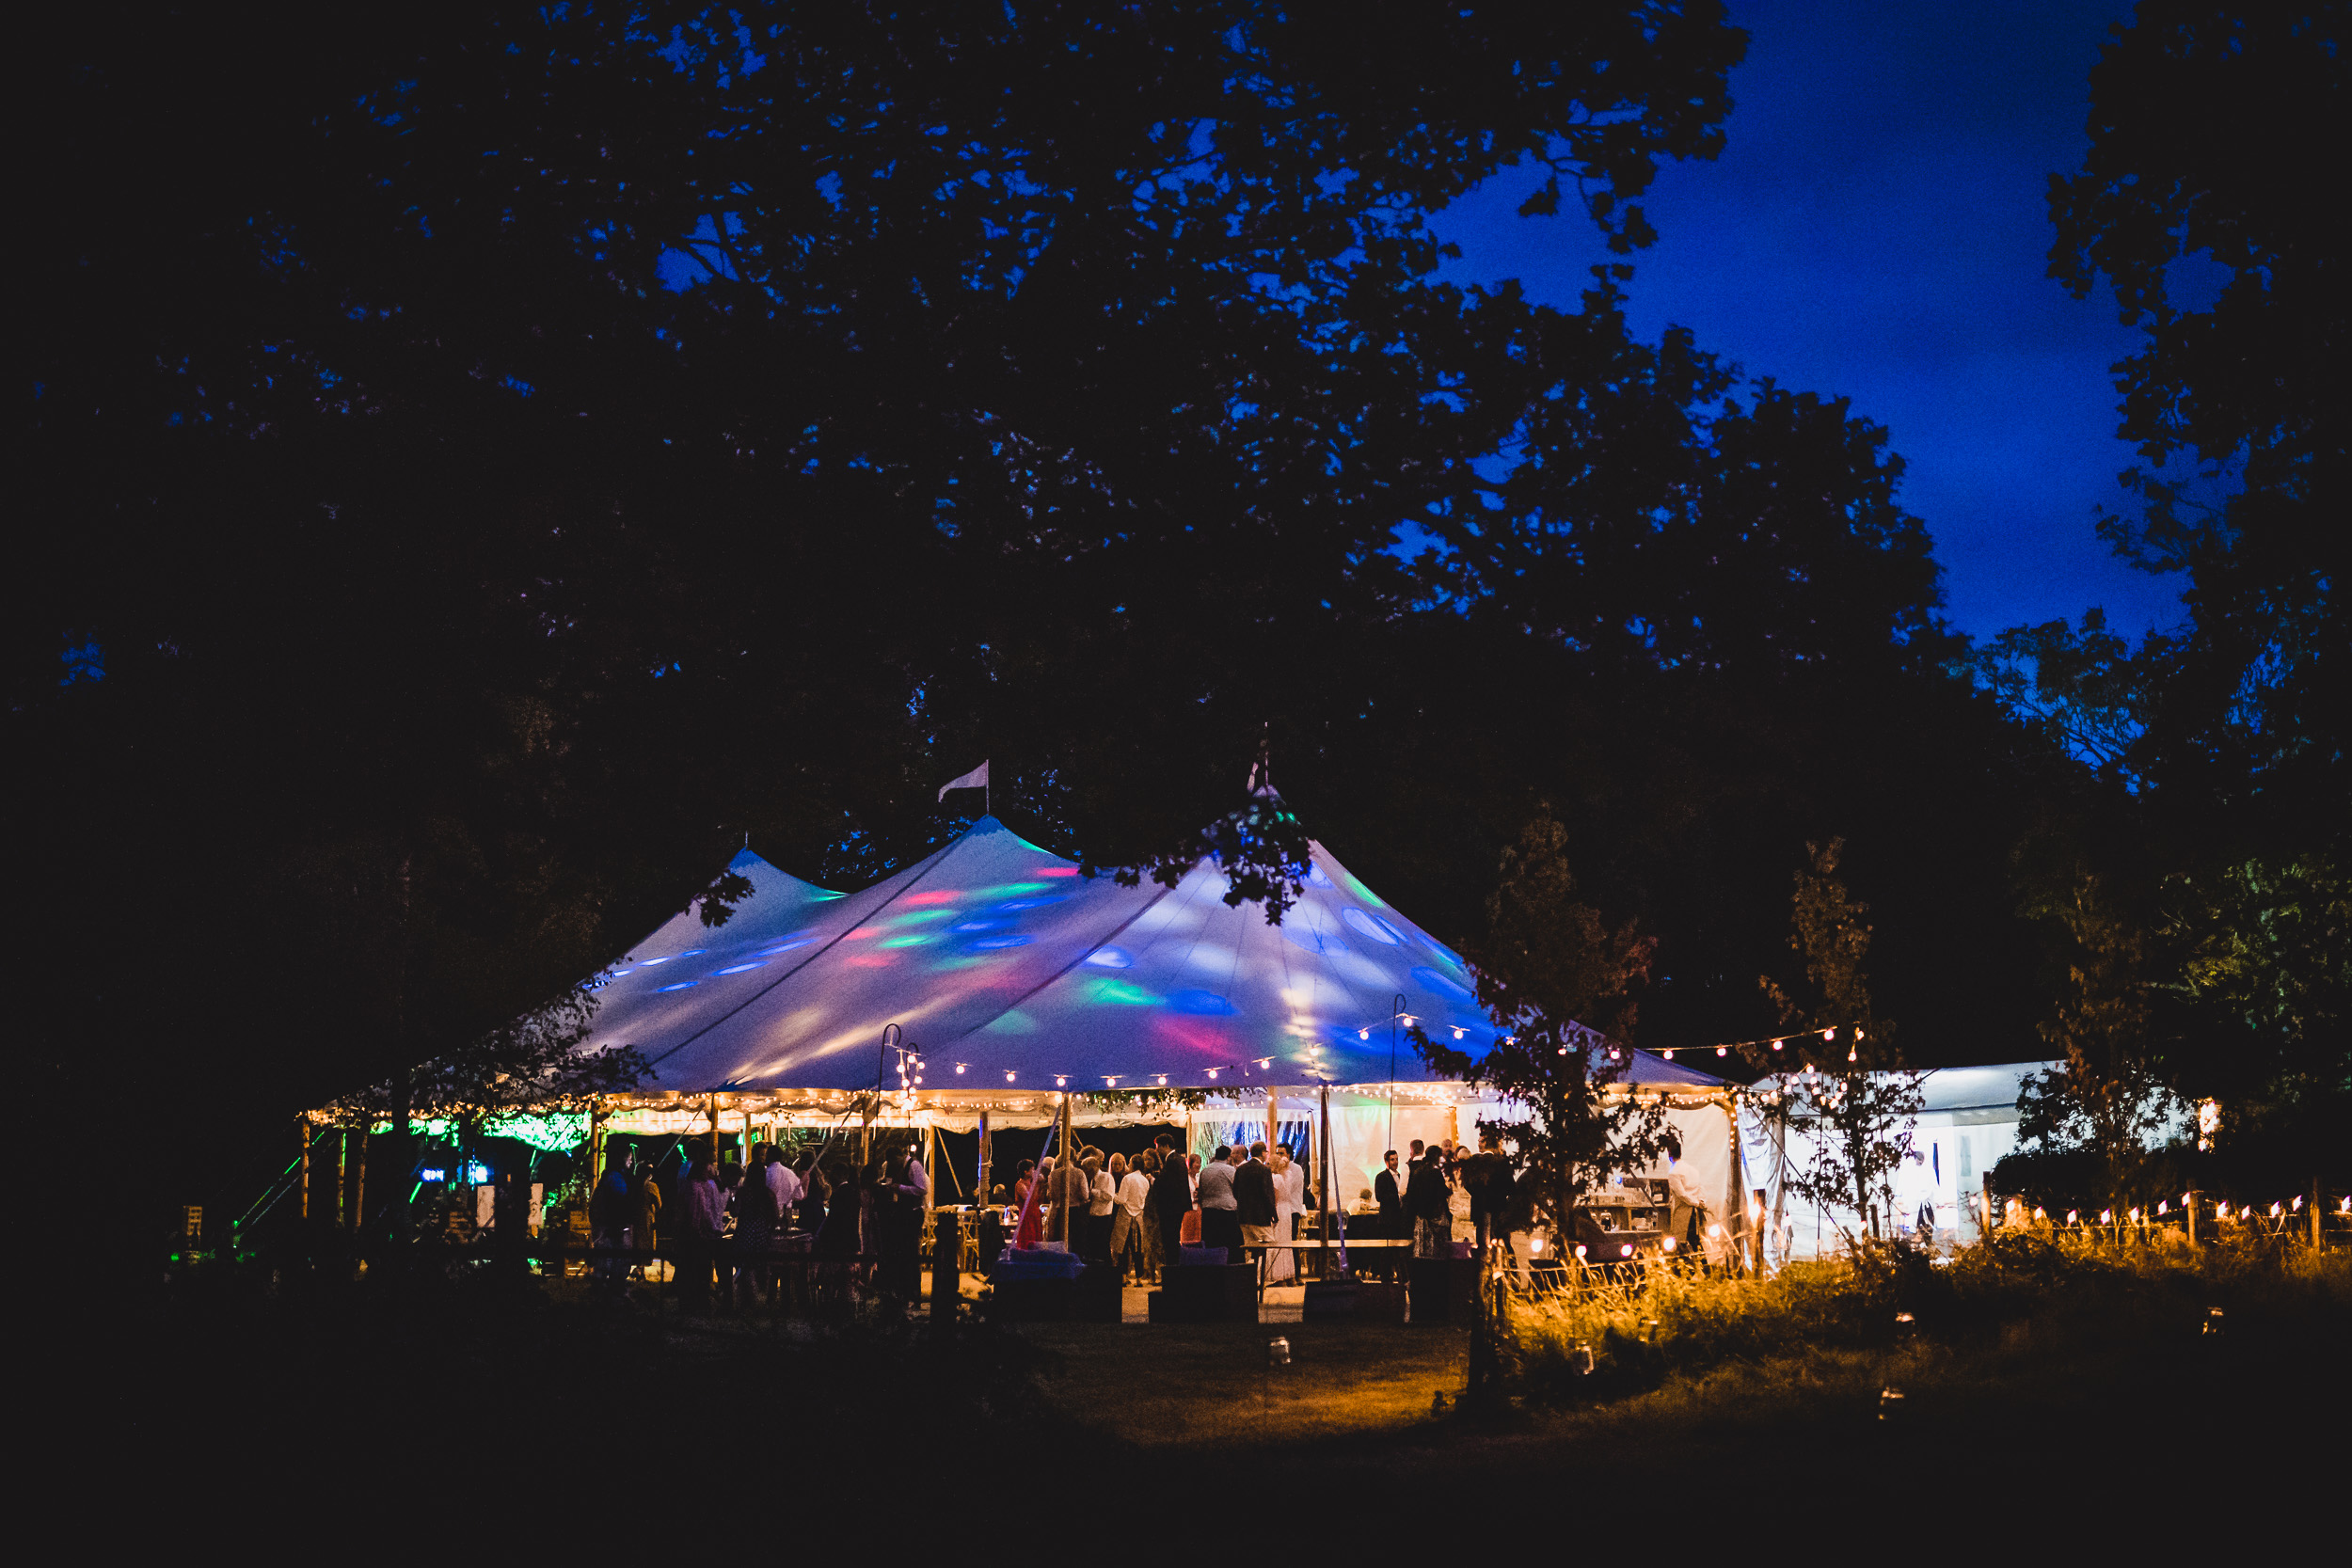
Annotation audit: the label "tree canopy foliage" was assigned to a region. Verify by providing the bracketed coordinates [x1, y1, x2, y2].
[18, 4, 2211, 1222]
[1998, 2, 2347, 1196]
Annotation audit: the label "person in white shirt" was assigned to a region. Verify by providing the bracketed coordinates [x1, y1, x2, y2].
[764, 1144, 803, 1228]
[1664, 1132, 1713, 1266]
[1112, 1154, 1152, 1281]
[1083, 1152, 1115, 1261]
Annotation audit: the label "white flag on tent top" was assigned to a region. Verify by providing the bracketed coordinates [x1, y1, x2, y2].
[937, 760, 990, 800]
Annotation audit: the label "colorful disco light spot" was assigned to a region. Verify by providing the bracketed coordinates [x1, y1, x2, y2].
[1279, 921, 1347, 957]
[1305, 863, 1336, 889]
[846, 927, 884, 940]
[640, 956, 677, 966]
[1036, 866, 1080, 878]
[1083, 946, 1133, 969]
[1166, 990, 1235, 1016]
[715, 962, 769, 974]
[977, 882, 1050, 898]
[882, 935, 934, 948]
[984, 1009, 1040, 1034]
[950, 919, 1009, 933]
[755, 939, 815, 957]
[899, 890, 965, 906]
[1411, 965, 1475, 1001]
[888, 909, 956, 925]
[1422, 938, 1467, 969]
[1151, 1015, 1234, 1053]
[993, 895, 1067, 911]
[656, 981, 699, 992]
[972, 934, 1031, 949]
[930, 956, 989, 971]
[1085, 977, 1161, 1006]
[845, 953, 895, 968]
[1340, 871, 1388, 908]
[1343, 908, 1404, 945]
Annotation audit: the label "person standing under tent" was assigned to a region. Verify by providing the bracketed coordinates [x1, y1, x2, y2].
[1199, 1145, 1244, 1261]
[1664, 1133, 1712, 1267]
[1462, 1130, 1517, 1262]
[883, 1143, 929, 1298]
[765, 1143, 803, 1233]
[735, 1148, 780, 1307]
[1373, 1150, 1405, 1280]
[1235, 1142, 1278, 1272]
[628, 1160, 662, 1282]
[795, 1155, 828, 1236]
[1010, 1158, 1038, 1214]
[589, 1154, 630, 1287]
[1149, 1137, 1190, 1281]
[1406, 1140, 1451, 1258]
[1113, 1152, 1151, 1282]
[682, 1160, 726, 1310]
[1265, 1144, 1305, 1283]
[1085, 1153, 1118, 1263]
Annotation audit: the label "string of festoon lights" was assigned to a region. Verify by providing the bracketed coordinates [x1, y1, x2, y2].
[1660, 1024, 1865, 1066]
[937, 1056, 1285, 1090]
[868, 1019, 1883, 1099]
[2008, 1193, 2348, 1227]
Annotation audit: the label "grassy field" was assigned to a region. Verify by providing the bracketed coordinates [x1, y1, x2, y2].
[81, 1237, 2344, 1543]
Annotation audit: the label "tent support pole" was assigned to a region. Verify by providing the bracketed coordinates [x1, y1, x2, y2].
[977, 1111, 992, 1209]
[1724, 1095, 1752, 1274]
[299, 1116, 311, 1223]
[353, 1129, 367, 1240]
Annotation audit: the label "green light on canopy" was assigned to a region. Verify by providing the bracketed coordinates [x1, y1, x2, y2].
[371, 1112, 589, 1153]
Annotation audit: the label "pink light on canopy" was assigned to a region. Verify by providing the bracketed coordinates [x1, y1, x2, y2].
[575, 809, 1729, 1100]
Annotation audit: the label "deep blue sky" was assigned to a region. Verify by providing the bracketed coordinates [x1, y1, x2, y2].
[1433, 0, 2185, 641]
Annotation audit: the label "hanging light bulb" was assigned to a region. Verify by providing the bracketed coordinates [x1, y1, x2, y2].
[1848, 1046, 1858, 1063]
[1662, 1049, 1675, 1060]
[1359, 1028, 1370, 1040]
[1206, 1068, 1220, 1080]
[1004, 1070, 1016, 1083]
[1821, 1029, 1834, 1042]
[1452, 1027, 1465, 1040]
[955, 1063, 967, 1075]
[1772, 1038, 1784, 1051]
[1716, 1046, 1728, 1057]
[1156, 1073, 1168, 1085]
[1054, 1075, 1068, 1088]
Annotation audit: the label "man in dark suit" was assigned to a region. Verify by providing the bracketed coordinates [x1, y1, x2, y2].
[1373, 1149, 1404, 1280]
[1406, 1138, 1452, 1257]
[1149, 1132, 1192, 1282]
[1235, 1141, 1279, 1268]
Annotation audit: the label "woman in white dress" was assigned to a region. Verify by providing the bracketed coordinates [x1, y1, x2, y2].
[1265, 1145, 1307, 1283]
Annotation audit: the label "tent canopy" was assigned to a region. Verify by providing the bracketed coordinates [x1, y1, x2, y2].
[584, 815, 1511, 1096]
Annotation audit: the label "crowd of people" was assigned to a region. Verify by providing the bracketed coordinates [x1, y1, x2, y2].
[990, 1130, 1523, 1283]
[585, 1137, 931, 1309]
[579, 1125, 1590, 1309]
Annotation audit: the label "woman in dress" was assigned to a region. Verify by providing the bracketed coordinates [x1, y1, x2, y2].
[1264, 1145, 1305, 1283]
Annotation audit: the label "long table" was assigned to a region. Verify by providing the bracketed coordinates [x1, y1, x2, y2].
[1239, 1237, 1414, 1293]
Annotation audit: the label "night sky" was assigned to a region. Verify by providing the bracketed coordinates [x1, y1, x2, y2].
[1436, 0, 2188, 642]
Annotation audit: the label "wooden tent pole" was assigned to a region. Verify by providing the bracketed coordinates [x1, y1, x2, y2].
[299, 1116, 311, 1222]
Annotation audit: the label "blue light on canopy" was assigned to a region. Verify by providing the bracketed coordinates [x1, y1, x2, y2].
[571, 812, 1720, 1099]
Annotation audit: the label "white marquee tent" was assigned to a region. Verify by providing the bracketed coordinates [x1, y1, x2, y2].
[576, 809, 1740, 1212]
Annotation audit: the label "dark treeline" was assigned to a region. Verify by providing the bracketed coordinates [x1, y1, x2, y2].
[14, 4, 2342, 1227]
